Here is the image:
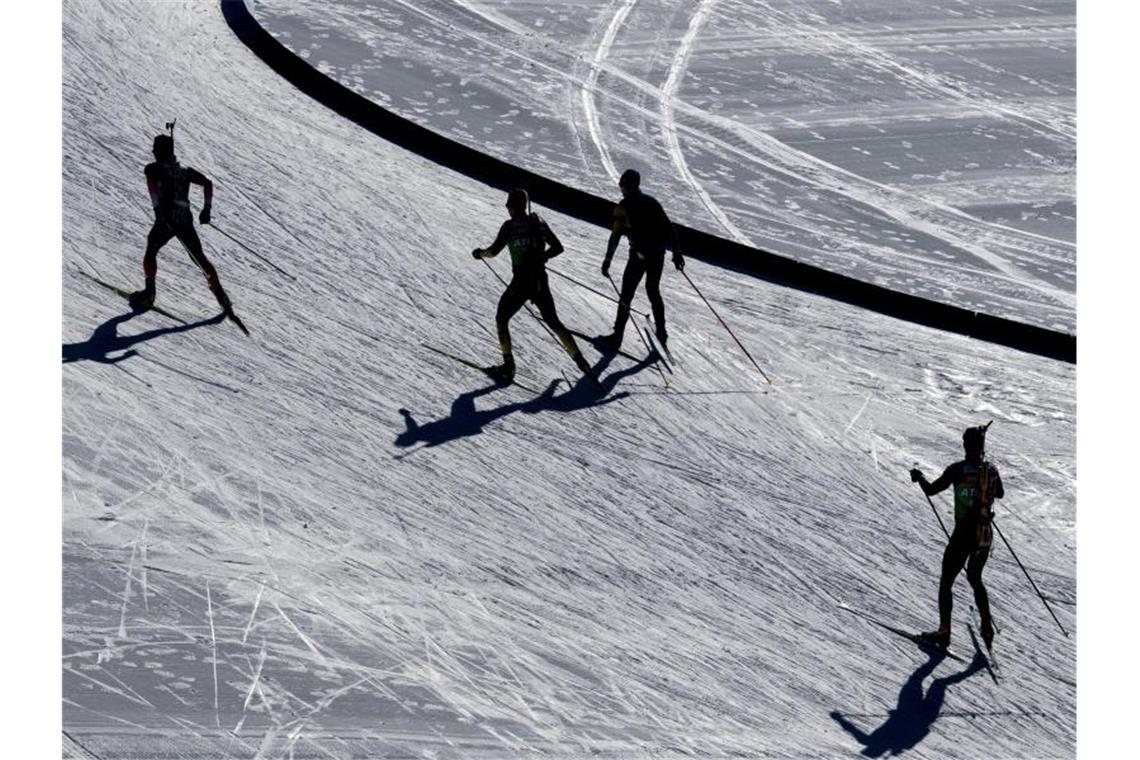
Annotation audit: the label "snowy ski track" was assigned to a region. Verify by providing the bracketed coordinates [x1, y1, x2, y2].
[257, 0, 1075, 333]
[62, 1, 1074, 758]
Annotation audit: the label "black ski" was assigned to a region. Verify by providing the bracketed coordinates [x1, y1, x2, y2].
[422, 343, 543, 394]
[80, 270, 248, 334]
[838, 603, 967, 662]
[225, 308, 250, 336]
[79, 271, 187, 324]
[968, 624, 1000, 684]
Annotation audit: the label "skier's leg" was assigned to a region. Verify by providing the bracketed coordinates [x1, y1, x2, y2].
[142, 223, 174, 283]
[534, 277, 589, 372]
[611, 255, 645, 341]
[132, 223, 175, 307]
[644, 251, 667, 341]
[495, 282, 528, 362]
[966, 544, 993, 631]
[177, 225, 230, 312]
[938, 530, 972, 632]
[177, 225, 220, 288]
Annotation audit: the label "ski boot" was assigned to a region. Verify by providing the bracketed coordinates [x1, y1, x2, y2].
[594, 331, 622, 352]
[485, 355, 516, 385]
[655, 323, 668, 346]
[128, 279, 155, 311]
[917, 626, 950, 650]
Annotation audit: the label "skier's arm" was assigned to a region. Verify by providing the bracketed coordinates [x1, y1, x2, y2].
[658, 200, 684, 269]
[184, 167, 213, 206]
[910, 463, 956, 495]
[541, 219, 564, 260]
[144, 164, 164, 215]
[990, 466, 1004, 500]
[602, 205, 628, 275]
[473, 221, 510, 259]
[185, 167, 214, 223]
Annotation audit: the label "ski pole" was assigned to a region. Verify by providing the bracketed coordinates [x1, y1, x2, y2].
[547, 266, 648, 317]
[681, 269, 772, 384]
[993, 521, 1070, 637]
[606, 273, 670, 387]
[920, 490, 951, 540]
[205, 222, 297, 281]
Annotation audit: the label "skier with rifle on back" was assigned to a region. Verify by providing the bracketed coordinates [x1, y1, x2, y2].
[596, 169, 684, 350]
[129, 130, 234, 318]
[472, 188, 599, 387]
[910, 422, 1003, 651]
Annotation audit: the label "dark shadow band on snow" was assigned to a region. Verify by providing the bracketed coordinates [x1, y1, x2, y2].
[220, 0, 1074, 364]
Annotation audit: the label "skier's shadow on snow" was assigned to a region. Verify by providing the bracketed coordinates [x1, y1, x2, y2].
[395, 351, 658, 451]
[62, 310, 225, 365]
[830, 644, 986, 757]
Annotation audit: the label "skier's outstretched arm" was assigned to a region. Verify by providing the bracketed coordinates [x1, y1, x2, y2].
[473, 222, 510, 260]
[910, 464, 956, 496]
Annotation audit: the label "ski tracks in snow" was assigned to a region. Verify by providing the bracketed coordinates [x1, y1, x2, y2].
[449, 0, 1072, 309]
[660, 0, 753, 245]
[579, 0, 639, 185]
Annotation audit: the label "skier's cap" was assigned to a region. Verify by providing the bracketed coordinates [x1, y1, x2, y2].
[619, 168, 640, 189]
[506, 188, 528, 210]
[153, 134, 174, 157]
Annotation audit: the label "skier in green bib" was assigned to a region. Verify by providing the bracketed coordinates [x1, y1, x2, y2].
[910, 423, 1004, 650]
[472, 189, 596, 386]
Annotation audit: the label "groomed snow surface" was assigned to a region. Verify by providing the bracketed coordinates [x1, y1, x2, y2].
[62, 1, 1075, 758]
[256, 0, 1076, 334]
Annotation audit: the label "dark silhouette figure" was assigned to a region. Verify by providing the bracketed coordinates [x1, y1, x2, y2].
[597, 169, 685, 349]
[910, 422, 1004, 650]
[831, 649, 986, 757]
[63, 310, 225, 365]
[131, 133, 233, 316]
[395, 351, 657, 451]
[472, 188, 596, 386]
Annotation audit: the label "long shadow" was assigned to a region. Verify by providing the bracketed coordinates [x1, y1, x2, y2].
[63, 310, 226, 365]
[395, 351, 658, 451]
[830, 646, 986, 757]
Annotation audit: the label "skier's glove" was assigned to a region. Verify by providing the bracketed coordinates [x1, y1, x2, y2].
[909, 468, 924, 483]
[199, 205, 212, 225]
[472, 248, 484, 260]
[673, 252, 685, 271]
[601, 258, 611, 278]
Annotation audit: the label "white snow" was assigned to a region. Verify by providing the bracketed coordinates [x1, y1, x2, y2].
[256, 0, 1077, 333]
[57, 1, 1079, 758]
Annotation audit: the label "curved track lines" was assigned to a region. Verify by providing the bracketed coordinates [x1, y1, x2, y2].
[661, 0, 752, 245]
[437, 0, 1071, 304]
[580, 0, 639, 186]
